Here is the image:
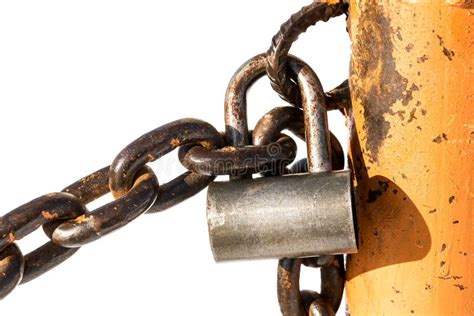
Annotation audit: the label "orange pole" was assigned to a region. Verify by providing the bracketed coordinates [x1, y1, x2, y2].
[346, 1, 473, 315]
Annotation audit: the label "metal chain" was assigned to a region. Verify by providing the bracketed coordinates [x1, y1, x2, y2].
[179, 134, 297, 176]
[266, 0, 348, 108]
[0, 118, 297, 299]
[0, 2, 352, 314]
[0, 82, 348, 307]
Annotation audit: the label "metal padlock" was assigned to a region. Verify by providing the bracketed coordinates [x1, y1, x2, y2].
[207, 54, 357, 261]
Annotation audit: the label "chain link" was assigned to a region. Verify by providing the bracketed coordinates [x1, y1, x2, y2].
[253, 106, 345, 172]
[0, 244, 23, 299]
[266, 0, 348, 108]
[53, 166, 159, 248]
[277, 256, 345, 316]
[179, 134, 297, 176]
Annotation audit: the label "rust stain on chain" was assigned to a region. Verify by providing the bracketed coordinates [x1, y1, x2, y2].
[0, 256, 12, 267]
[170, 138, 180, 148]
[281, 272, 292, 289]
[41, 211, 59, 221]
[73, 215, 91, 224]
[198, 139, 214, 149]
[220, 146, 236, 152]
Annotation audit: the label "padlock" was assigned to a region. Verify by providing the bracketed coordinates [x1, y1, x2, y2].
[206, 54, 357, 261]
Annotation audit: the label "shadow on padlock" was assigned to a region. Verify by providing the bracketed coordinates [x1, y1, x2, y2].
[346, 131, 431, 279]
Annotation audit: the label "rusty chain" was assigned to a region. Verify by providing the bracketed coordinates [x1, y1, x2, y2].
[0, 2, 350, 314]
[266, 0, 348, 108]
[0, 117, 297, 298]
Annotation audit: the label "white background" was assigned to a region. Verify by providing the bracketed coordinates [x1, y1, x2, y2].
[0, 1, 350, 314]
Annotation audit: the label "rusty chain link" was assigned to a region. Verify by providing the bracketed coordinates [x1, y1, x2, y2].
[0, 2, 352, 314]
[253, 106, 345, 172]
[266, 0, 348, 108]
[53, 166, 159, 248]
[277, 256, 345, 316]
[179, 134, 297, 176]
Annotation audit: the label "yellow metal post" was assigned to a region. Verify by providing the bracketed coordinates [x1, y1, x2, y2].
[346, 1, 473, 315]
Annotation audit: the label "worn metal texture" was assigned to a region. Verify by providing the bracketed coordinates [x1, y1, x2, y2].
[225, 53, 348, 153]
[179, 134, 296, 176]
[224, 53, 267, 149]
[291, 58, 332, 173]
[266, 1, 347, 107]
[0, 193, 88, 286]
[325, 80, 351, 114]
[278, 255, 345, 316]
[21, 241, 79, 284]
[0, 193, 87, 295]
[253, 106, 305, 144]
[347, 1, 473, 315]
[53, 166, 159, 248]
[0, 118, 228, 298]
[0, 193, 87, 251]
[110, 118, 224, 198]
[21, 168, 110, 284]
[23, 166, 112, 282]
[207, 170, 356, 261]
[0, 244, 24, 299]
[147, 171, 214, 214]
[62, 166, 111, 204]
[252, 106, 345, 171]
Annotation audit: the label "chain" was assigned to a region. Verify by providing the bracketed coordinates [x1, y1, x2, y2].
[266, 0, 348, 108]
[0, 118, 295, 298]
[0, 1, 350, 314]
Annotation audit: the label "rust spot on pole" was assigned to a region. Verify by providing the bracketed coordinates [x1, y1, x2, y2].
[350, 0, 417, 162]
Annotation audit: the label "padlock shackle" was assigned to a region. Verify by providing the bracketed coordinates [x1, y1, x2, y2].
[288, 59, 332, 173]
[224, 53, 332, 174]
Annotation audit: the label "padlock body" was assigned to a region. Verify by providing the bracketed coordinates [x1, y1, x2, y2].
[207, 170, 357, 261]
